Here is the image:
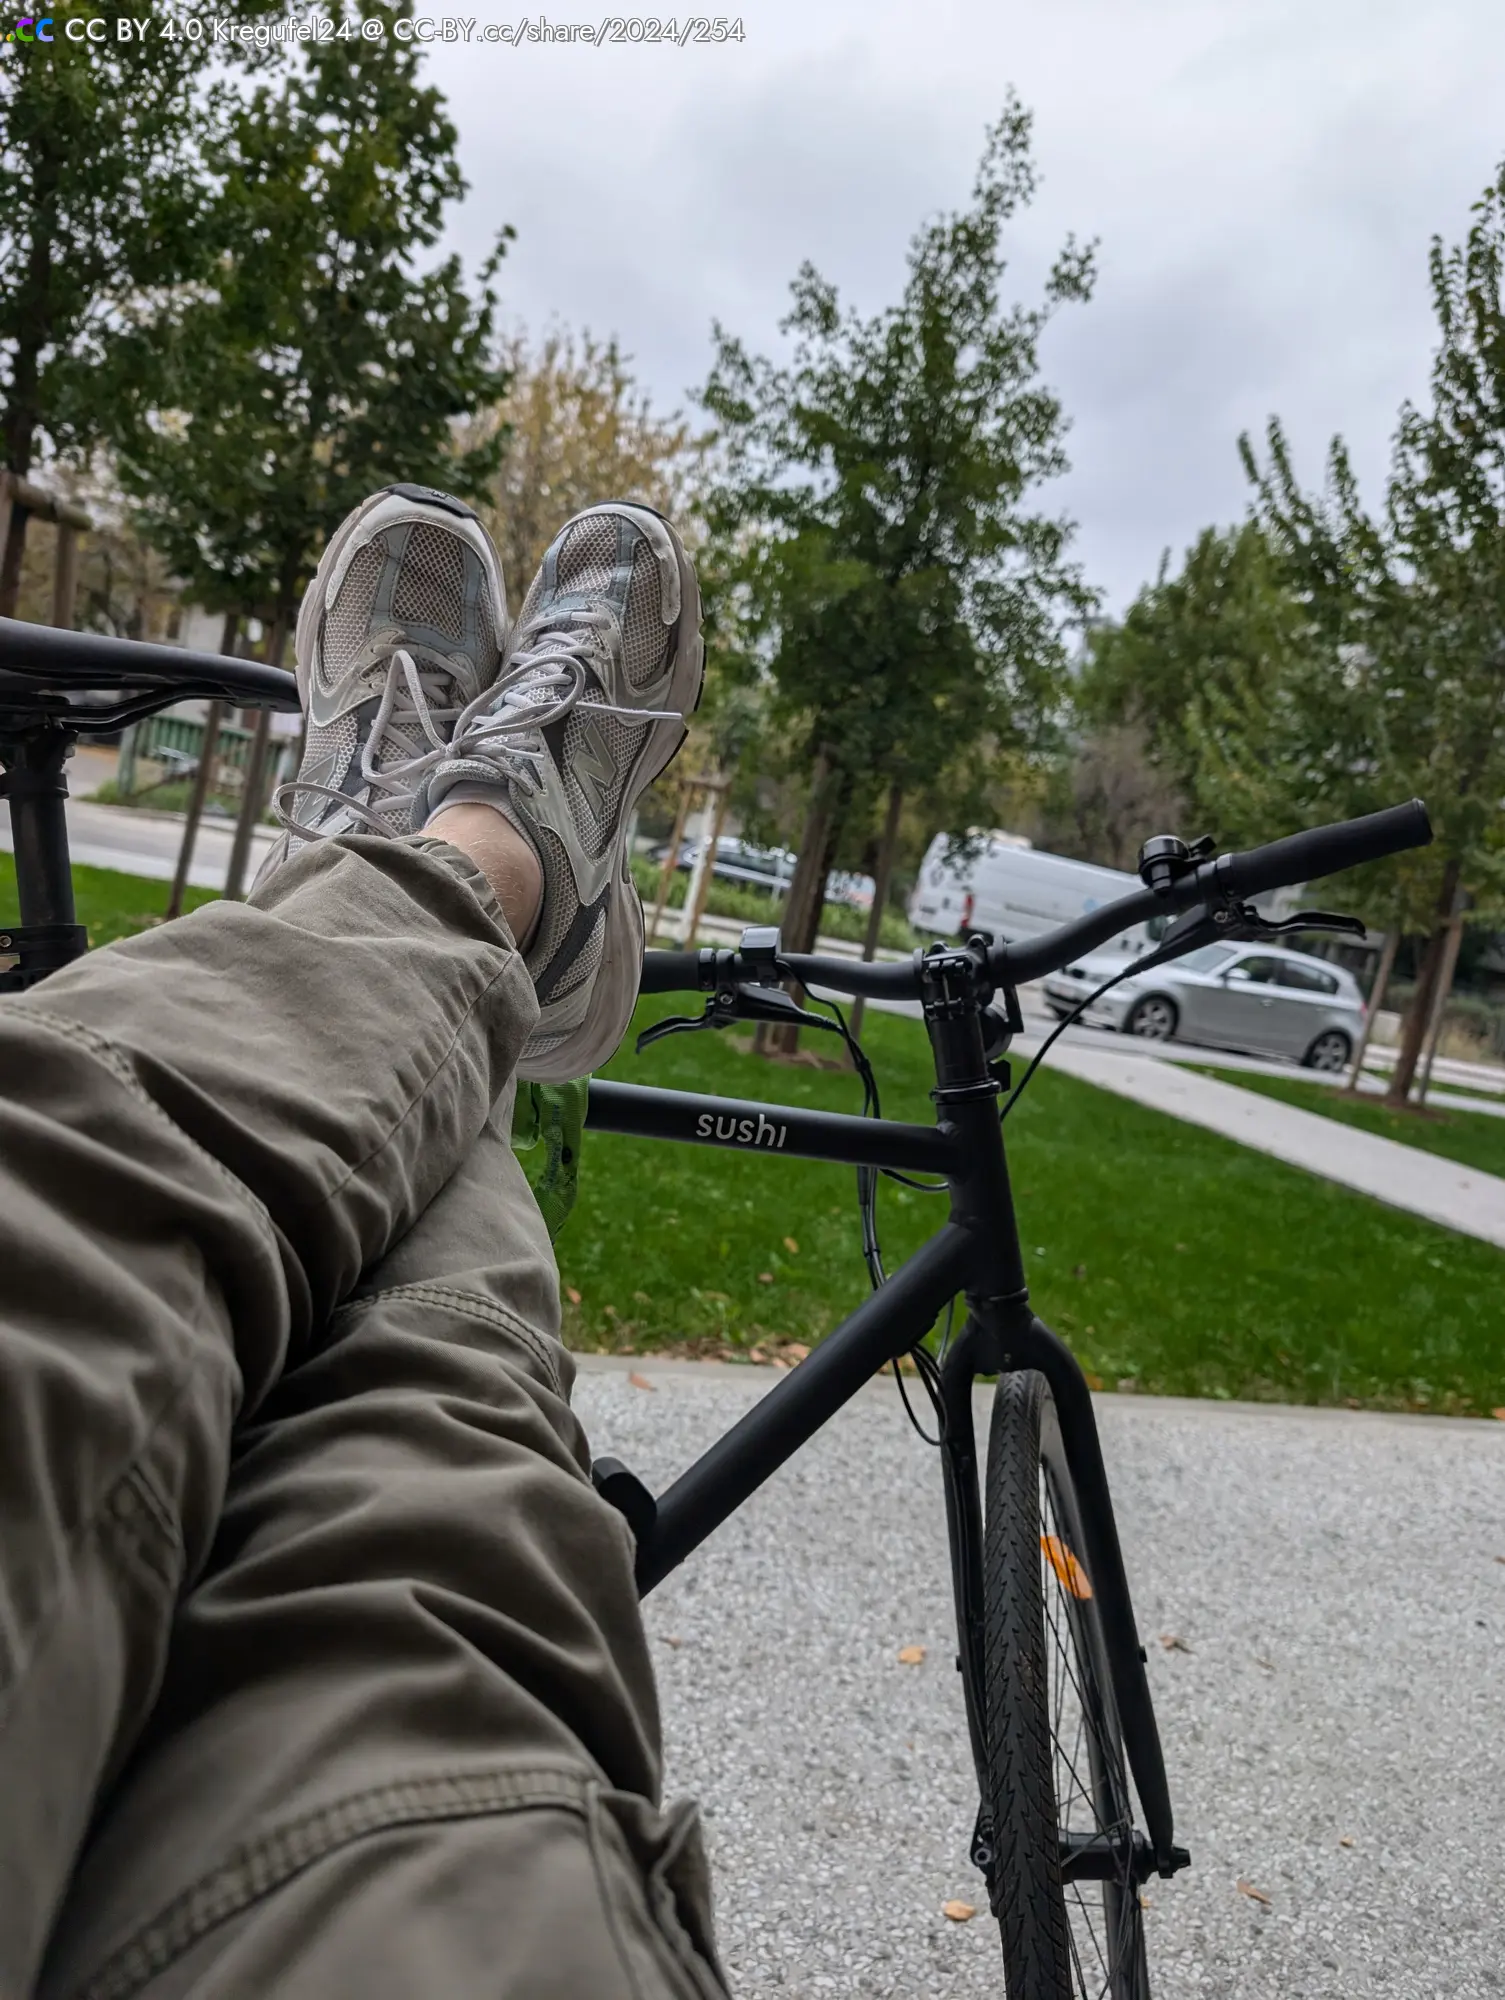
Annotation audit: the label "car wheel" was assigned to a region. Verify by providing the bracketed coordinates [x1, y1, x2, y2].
[1046, 1004, 1072, 1022]
[1303, 1029, 1352, 1072]
[1124, 995, 1178, 1042]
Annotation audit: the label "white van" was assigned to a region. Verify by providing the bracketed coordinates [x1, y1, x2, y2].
[908, 831, 1161, 957]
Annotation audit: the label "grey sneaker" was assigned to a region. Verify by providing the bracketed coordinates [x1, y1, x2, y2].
[254, 483, 508, 889]
[413, 502, 704, 1082]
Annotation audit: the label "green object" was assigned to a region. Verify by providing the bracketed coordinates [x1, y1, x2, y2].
[510, 1077, 589, 1242]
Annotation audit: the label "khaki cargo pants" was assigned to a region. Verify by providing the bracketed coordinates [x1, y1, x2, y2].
[0, 833, 727, 1999]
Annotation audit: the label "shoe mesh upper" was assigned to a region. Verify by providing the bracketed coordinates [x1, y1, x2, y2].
[391, 524, 469, 641]
[620, 541, 670, 689]
[553, 516, 619, 598]
[323, 541, 386, 676]
[281, 501, 505, 854]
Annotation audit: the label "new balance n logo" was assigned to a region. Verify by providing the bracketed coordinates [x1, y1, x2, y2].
[575, 716, 617, 818]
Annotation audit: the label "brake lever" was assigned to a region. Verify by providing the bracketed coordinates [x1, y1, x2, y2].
[635, 1007, 715, 1052]
[634, 983, 837, 1054]
[1243, 908, 1368, 941]
[1140, 899, 1367, 978]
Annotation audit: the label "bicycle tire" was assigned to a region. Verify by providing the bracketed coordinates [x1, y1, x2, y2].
[982, 1369, 1152, 1999]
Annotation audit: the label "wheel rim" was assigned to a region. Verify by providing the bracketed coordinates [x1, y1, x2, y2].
[1040, 1466, 1147, 1998]
[1130, 1000, 1174, 1041]
[1309, 1033, 1349, 1071]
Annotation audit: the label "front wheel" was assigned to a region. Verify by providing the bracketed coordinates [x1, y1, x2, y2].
[982, 1371, 1152, 1998]
[1124, 995, 1177, 1042]
[1303, 1029, 1351, 1072]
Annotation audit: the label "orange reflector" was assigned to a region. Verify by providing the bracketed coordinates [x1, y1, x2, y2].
[1041, 1534, 1093, 1599]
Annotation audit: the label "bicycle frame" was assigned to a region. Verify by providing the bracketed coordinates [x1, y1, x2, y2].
[586, 942, 1181, 1875]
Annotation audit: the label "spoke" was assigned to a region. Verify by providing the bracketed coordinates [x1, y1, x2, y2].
[1041, 1593, 1103, 1818]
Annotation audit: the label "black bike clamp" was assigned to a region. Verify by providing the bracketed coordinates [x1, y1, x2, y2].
[635, 926, 838, 1052]
[0, 921, 89, 991]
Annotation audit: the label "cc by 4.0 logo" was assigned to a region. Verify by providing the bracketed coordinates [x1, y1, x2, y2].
[6, 16, 54, 38]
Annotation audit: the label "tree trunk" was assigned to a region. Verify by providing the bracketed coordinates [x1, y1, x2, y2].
[647, 782, 691, 946]
[761, 754, 844, 1058]
[1414, 911, 1466, 1105]
[847, 778, 904, 1049]
[167, 613, 239, 921]
[1385, 860, 1462, 1106]
[223, 611, 288, 902]
[0, 156, 53, 621]
[683, 780, 731, 944]
[1343, 928, 1398, 1094]
[0, 503, 29, 622]
[167, 700, 224, 922]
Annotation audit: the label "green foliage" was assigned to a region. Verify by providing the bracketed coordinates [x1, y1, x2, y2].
[0, 0, 276, 478]
[1079, 522, 1308, 816]
[699, 96, 1097, 874]
[1229, 161, 1505, 930]
[106, 0, 511, 632]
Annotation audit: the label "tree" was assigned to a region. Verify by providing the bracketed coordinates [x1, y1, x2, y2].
[469, 328, 703, 611]
[1077, 522, 1311, 820]
[0, 0, 277, 614]
[1235, 163, 1505, 1102]
[1034, 720, 1187, 871]
[699, 96, 1097, 1002]
[107, 0, 510, 652]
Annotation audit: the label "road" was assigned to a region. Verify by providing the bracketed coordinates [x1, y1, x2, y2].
[575, 1357, 1505, 2000]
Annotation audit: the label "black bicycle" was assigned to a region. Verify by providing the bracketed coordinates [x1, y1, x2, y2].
[0, 616, 1433, 1999]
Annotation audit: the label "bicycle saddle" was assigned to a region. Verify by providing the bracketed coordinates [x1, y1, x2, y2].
[0, 617, 299, 733]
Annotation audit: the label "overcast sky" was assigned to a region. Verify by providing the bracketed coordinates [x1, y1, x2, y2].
[424, 0, 1505, 613]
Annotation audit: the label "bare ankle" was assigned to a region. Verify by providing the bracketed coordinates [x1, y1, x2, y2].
[425, 802, 543, 946]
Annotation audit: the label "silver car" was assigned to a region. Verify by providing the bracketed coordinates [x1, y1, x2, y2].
[1043, 941, 1366, 1071]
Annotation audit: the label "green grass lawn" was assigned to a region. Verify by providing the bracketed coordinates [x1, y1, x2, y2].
[1190, 1064, 1505, 1182]
[0, 851, 220, 949]
[565, 999, 1505, 1415]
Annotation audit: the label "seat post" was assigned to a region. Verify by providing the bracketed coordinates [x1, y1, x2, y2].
[0, 720, 87, 985]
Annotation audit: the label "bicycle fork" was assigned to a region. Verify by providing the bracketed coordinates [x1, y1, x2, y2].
[937, 1295, 1189, 1898]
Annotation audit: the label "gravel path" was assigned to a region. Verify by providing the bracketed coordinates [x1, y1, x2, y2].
[574, 1358, 1505, 1999]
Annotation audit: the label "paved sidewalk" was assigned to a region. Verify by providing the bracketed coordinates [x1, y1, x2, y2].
[1036, 1035, 1505, 1249]
[574, 1358, 1505, 2000]
[0, 793, 278, 891]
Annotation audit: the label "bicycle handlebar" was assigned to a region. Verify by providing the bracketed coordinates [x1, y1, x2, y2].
[1209, 799, 1432, 901]
[638, 799, 1434, 1001]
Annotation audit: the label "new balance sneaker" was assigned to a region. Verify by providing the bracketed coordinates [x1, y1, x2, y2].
[253, 483, 509, 889]
[413, 502, 704, 1083]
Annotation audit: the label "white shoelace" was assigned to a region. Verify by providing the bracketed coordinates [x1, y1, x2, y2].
[440, 612, 682, 800]
[272, 647, 464, 842]
[275, 615, 684, 846]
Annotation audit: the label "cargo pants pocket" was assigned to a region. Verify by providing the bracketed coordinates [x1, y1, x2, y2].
[44, 1766, 731, 2000]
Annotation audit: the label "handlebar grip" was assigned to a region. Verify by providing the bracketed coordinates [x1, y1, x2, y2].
[1215, 800, 1432, 899]
[639, 950, 705, 994]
